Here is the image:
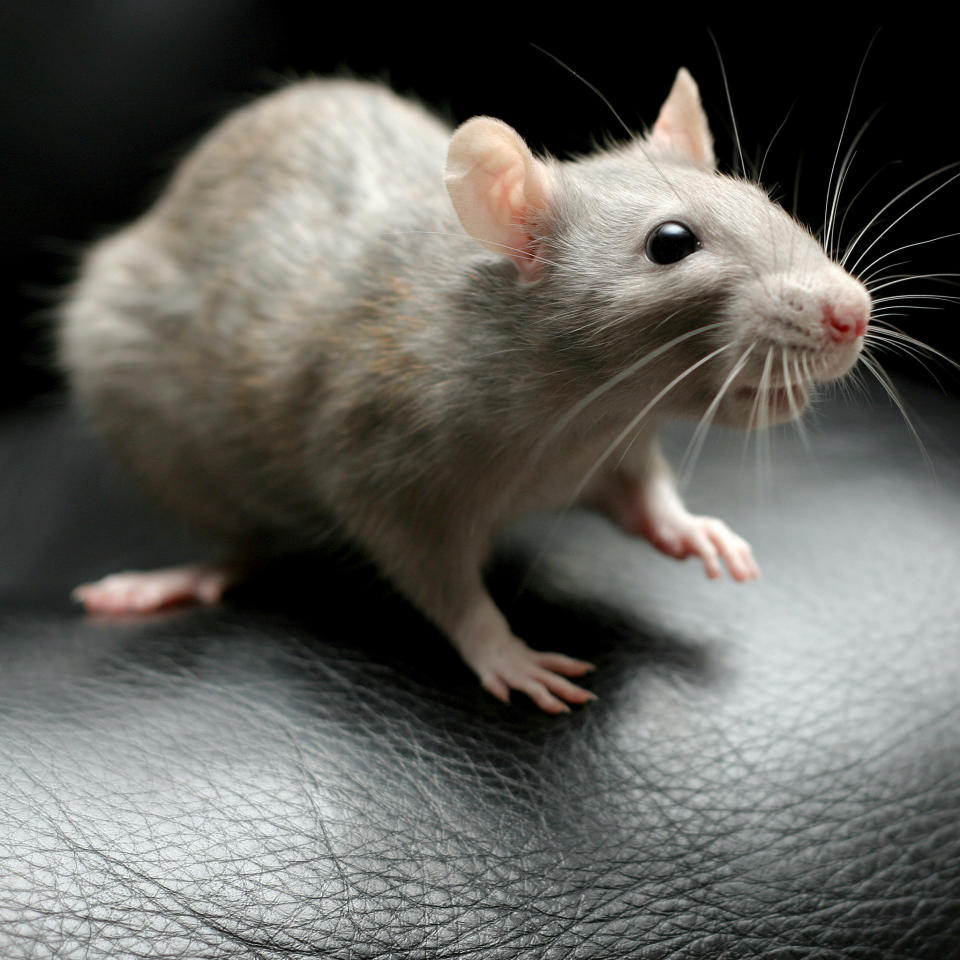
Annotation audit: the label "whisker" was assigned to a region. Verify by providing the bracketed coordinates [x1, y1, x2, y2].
[757, 100, 796, 185]
[572, 342, 736, 505]
[800, 353, 829, 421]
[864, 333, 941, 386]
[573, 308, 639, 343]
[827, 147, 858, 257]
[866, 323, 960, 376]
[870, 306, 945, 316]
[528, 319, 724, 465]
[783, 350, 812, 452]
[858, 350, 934, 474]
[855, 232, 960, 284]
[530, 44, 686, 205]
[824, 33, 880, 258]
[708, 30, 746, 176]
[827, 109, 886, 256]
[858, 259, 910, 288]
[845, 359, 871, 404]
[513, 341, 736, 600]
[866, 271, 960, 286]
[870, 295, 960, 311]
[792, 154, 804, 220]
[759, 347, 776, 494]
[842, 164, 960, 272]
[835, 154, 900, 254]
[867, 273, 960, 295]
[530, 43, 633, 139]
[741, 346, 775, 494]
[678, 342, 756, 489]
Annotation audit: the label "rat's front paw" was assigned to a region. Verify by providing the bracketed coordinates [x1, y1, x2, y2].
[594, 469, 759, 581]
[647, 513, 760, 582]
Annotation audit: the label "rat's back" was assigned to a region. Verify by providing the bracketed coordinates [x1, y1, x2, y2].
[59, 80, 454, 544]
[154, 79, 453, 282]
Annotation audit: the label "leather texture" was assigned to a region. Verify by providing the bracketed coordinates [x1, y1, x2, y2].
[2, 383, 959, 959]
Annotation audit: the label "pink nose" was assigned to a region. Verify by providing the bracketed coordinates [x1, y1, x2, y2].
[823, 303, 868, 343]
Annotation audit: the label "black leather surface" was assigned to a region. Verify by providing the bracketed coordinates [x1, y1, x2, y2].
[2, 384, 960, 959]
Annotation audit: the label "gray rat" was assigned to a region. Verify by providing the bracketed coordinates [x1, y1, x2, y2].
[59, 69, 870, 713]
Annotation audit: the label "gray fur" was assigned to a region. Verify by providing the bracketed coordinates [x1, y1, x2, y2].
[59, 78, 868, 660]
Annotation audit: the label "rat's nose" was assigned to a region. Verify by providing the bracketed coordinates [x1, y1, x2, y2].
[822, 302, 868, 344]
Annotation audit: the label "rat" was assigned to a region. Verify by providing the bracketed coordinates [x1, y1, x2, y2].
[59, 69, 871, 713]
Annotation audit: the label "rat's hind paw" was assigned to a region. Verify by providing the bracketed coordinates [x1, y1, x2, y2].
[72, 563, 237, 615]
[450, 594, 596, 713]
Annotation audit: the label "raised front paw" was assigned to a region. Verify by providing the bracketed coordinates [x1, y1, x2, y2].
[647, 513, 760, 582]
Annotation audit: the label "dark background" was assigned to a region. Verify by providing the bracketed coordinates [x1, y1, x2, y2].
[4, 7, 960, 410]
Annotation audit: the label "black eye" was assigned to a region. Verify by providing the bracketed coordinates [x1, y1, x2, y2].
[645, 221, 701, 264]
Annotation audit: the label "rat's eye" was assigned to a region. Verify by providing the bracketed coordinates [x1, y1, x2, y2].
[645, 221, 701, 264]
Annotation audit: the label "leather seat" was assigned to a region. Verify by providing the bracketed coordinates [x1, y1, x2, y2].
[2, 384, 958, 958]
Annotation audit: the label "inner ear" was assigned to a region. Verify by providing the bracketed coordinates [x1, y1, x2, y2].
[445, 116, 553, 280]
[647, 68, 716, 171]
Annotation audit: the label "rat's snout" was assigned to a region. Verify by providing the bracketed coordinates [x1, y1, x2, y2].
[822, 300, 869, 344]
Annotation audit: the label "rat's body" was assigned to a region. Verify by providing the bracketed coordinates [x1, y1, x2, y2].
[61, 74, 870, 712]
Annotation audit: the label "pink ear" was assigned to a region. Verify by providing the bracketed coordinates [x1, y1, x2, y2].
[647, 68, 715, 170]
[445, 117, 553, 280]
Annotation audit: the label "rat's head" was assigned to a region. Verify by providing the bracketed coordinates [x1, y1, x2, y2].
[445, 68, 871, 429]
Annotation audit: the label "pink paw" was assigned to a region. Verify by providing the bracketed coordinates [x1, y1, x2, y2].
[72, 564, 234, 615]
[647, 513, 760, 582]
[474, 640, 596, 715]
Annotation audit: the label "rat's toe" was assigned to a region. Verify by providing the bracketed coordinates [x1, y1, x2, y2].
[533, 652, 596, 677]
[534, 669, 597, 704]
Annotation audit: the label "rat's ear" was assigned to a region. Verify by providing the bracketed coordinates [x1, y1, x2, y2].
[646, 68, 715, 170]
[445, 117, 553, 281]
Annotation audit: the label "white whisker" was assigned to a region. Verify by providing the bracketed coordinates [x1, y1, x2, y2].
[792, 154, 804, 220]
[530, 43, 633, 139]
[824, 34, 879, 258]
[513, 341, 736, 600]
[867, 274, 960, 295]
[866, 324, 960, 376]
[757, 101, 796, 186]
[855, 232, 960, 284]
[783, 350, 811, 452]
[574, 342, 736, 504]
[858, 350, 934, 475]
[678, 342, 756, 489]
[528, 320, 724, 466]
[835, 153, 899, 254]
[870, 306, 944, 317]
[708, 30, 746, 176]
[858, 259, 909, 288]
[530, 44, 686, 205]
[842, 164, 960, 272]
[865, 333, 943, 385]
[741, 346, 775, 494]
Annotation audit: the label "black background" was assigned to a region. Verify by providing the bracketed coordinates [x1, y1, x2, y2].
[4, 7, 960, 410]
